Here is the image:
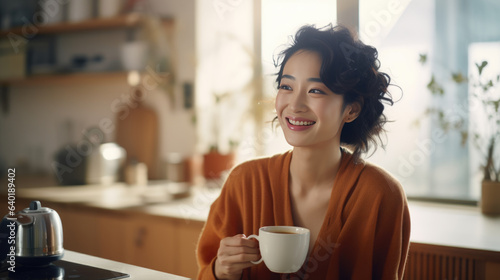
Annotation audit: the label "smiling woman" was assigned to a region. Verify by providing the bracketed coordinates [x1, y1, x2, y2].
[197, 24, 410, 280]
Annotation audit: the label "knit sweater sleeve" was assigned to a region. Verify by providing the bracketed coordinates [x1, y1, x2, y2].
[367, 166, 411, 280]
[339, 164, 411, 280]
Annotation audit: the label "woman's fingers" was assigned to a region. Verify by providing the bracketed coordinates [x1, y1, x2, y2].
[218, 237, 260, 262]
[220, 234, 259, 252]
[214, 234, 261, 280]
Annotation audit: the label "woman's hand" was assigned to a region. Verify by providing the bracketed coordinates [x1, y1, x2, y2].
[214, 234, 260, 280]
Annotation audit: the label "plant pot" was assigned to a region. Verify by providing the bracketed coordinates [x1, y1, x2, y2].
[481, 180, 500, 216]
[202, 152, 235, 179]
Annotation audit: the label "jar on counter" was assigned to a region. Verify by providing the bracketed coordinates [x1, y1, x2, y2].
[125, 161, 148, 186]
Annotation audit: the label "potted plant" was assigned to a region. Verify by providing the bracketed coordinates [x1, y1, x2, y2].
[420, 55, 500, 215]
[201, 92, 239, 180]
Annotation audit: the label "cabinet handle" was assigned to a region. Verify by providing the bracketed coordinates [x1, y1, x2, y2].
[135, 227, 147, 247]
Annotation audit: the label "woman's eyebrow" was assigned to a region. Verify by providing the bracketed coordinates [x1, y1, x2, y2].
[308, 77, 322, 83]
[282, 75, 322, 83]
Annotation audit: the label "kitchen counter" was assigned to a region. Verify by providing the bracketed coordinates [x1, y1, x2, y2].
[14, 182, 218, 222]
[409, 200, 500, 253]
[62, 250, 190, 279]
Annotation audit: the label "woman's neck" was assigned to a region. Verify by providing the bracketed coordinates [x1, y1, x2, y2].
[289, 145, 343, 192]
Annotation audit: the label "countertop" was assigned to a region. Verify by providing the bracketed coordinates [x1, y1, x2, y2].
[62, 250, 190, 279]
[14, 181, 218, 222]
[408, 200, 500, 252]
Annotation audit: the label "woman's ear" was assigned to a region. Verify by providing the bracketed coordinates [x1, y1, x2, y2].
[344, 101, 362, 123]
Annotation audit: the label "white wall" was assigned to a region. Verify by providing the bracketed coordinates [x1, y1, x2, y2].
[0, 0, 196, 177]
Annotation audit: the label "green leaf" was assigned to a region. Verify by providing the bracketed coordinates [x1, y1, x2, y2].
[452, 72, 467, 83]
[476, 61, 488, 75]
[490, 99, 500, 112]
[482, 80, 494, 92]
[419, 53, 427, 65]
[460, 131, 468, 146]
[427, 75, 444, 95]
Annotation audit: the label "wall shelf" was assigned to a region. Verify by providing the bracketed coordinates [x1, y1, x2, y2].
[0, 72, 130, 86]
[0, 13, 174, 87]
[0, 13, 173, 36]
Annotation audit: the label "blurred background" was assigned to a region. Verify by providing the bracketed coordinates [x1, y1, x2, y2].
[1, 1, 500, 279]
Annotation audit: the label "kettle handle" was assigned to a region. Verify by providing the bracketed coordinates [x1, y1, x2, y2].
[30, 201, 41, 210]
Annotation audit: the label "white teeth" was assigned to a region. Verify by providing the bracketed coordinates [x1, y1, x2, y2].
[288, 119, 315, 126]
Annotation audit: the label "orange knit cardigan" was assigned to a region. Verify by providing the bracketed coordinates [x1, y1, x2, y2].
[197, 150, 411, 279]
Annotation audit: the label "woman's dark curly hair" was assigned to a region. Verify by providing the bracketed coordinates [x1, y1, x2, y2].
[274, 24, 395, 159]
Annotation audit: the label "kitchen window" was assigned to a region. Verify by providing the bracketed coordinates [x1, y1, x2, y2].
[257, 0, 500, 203]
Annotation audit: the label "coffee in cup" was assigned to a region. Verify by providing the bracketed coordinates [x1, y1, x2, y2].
[247, 226, 310, 273]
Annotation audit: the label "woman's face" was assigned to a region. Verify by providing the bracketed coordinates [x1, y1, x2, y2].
[275, 50, 355, 149]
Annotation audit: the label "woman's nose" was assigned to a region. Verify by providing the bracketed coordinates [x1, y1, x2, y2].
[289, 90, 308, 112]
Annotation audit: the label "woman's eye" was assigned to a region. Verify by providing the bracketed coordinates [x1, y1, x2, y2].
[279, 84, 292, 90]
[309, 89, 325, 94]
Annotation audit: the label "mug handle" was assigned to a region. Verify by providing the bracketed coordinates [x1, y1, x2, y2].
[246, 235, 263, 264]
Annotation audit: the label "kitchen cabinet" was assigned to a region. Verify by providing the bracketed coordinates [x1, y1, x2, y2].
[404, 243, 500, 280]
[125, 215, 178, 273]
[97, 210, 131, 262]
[175, 219, 205, 276]
[0, 13, 174, 86]
[59, 206, 101, 256]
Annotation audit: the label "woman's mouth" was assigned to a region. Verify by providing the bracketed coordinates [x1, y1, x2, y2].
[286, 117, 316, 131]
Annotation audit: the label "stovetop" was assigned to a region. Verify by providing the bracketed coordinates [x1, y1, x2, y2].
[0, 260, 129, 280]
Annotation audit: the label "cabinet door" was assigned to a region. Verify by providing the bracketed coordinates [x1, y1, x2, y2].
[127, 216, 177, 274]
[97, 211, 131, 263]
[174, 220, 204, 279]
[59, 206, 100, 256]
[486, 262, 500, 280]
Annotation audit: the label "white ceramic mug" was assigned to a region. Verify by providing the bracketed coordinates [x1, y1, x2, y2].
[247, 226, 310, 273]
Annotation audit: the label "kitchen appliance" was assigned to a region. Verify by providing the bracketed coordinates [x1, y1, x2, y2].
[53, 127, 126, 186]
[0, 201, 64, 266]
[0, 260, 129, 280]
[85, 142, 126, 185]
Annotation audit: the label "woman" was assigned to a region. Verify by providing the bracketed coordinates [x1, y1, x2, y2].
[197, 24, 411, 280]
